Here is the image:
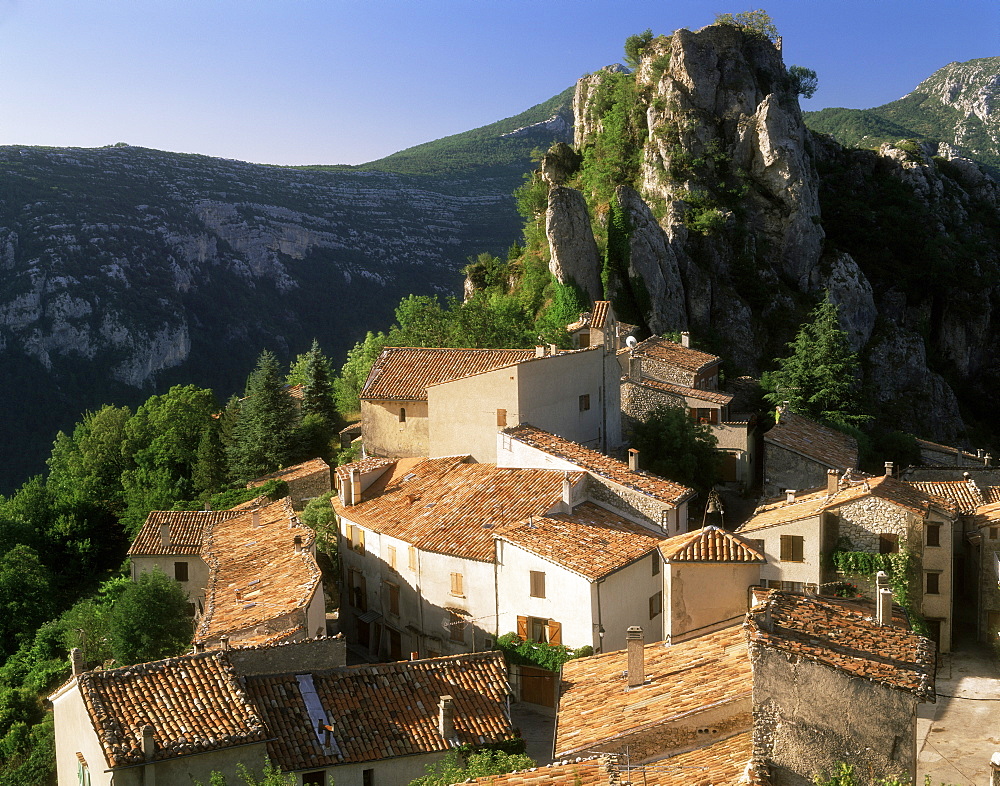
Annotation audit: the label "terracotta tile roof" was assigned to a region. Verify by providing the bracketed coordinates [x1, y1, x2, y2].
[745, 591, 936, 701]
[592, 301, 611, 328]
[499, 503, 663, 580]
[554, 625, 750, 758]
[335, 458, 580, 561]
[740, 474, 956, 533]
[243, 651, 514, 769]
[986, 487, 1000, 504]
[907, 479, 985, 514]
[471, 732, 752, 786]
[195, 498, 322, 645]
[970, 501, 1000, 527]
[660, 526, 765, 563]
[75, 651, 266, 768]
[334, 456, 396, 484]
[632, 377, 734, 406]
[286, 383, 305, 401]
[632, 336, 720, 373]
[128, 510, 243, 557]
[249, 458, 331, 486]
[361, 347, 536, 401]
[503, 425, 695, 506]
[763, 412, 858, 470]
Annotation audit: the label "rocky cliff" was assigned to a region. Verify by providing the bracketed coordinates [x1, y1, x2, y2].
[544, 24, 1000, 446]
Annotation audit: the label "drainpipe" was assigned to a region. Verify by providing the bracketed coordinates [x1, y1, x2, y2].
[596, 579, 605, 653]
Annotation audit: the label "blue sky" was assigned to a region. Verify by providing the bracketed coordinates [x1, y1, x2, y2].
[1, 0, 996, 166]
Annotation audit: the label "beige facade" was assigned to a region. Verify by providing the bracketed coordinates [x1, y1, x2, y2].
[130, 554, 210, 612]
[664, 561, 761, 643]
[361, 398, 430, 458]
[427, 347, 622, 462]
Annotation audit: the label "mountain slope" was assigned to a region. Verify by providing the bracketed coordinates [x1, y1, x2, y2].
[805, 56, 1000, 174]
[0, 92, 574, 493]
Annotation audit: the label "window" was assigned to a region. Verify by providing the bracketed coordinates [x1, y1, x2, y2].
[384, 581, 399, 616]
[649, 591, 662, 620]
[363, 769, 374, 786]
[779, 535, 804, 562]
[399, 408, 406, 423]
[780, 581, 804, 593]
[351, 527, 365, 553]
[991, 527, 999, 540]
[174, 561, 189, 582]
[408, 546, 417, 571]
[579, 394, 591, 412]
[529, 571, 545, 598]
[448, 611, 466, 643]
[186, 602, 196, 617]
[879, 533, 899, 554]
[652, 553, 660, 576]
[496, 408, 507, 427]
[349, 569, 367, 612]
[578, 331, 590, 348]
[926, 524, 941, 547]
[926, 572, 940, 595]
[303, 773, 326, 786]
[386, 545, 397, 571]
[450, 572, 464, 597]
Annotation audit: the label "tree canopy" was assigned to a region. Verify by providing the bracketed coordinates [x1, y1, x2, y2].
[789, 64, 819, 99]
[714, 9, 779, 42]
[630, 405, 720, 493]
[623, 28, 654, 69]
[107, 569, 193, 666]
[762, 296, 868, 428]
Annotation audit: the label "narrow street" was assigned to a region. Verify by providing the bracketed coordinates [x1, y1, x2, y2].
[918, 631, 1000, 785]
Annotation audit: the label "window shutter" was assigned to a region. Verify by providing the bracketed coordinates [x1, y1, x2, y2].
[530, 571, 545, 598]
[450, 573, 463, 596]
[387, 545, 397, 571]
[357, 529, 365, 552]
[547, 619, 562, 645]
[408, 546, 417, 571]
[517, 616, 528, 640]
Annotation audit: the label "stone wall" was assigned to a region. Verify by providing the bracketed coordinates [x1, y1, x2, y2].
[584, 475, 681, 535]
[836, 497, 914, 553]
[750, 641, 919, 785]
[640, 356, 698, 388]
[228, 635, 346, 676]
[763, 445, 829, 499]
[285, 465, 331, 508]
[620, 381, 684, 439]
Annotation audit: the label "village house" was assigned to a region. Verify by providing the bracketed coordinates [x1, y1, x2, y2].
[738, 468, 958, 651]
[360, 341, 623, 462]
[746, 590, 937, 785]
[966, 502, 1000, 645]
[247, 457, 331, 509]
[658, 526, 765, 644]
[49, 638, 513, 786]
[619, 334, 758, 487]
[761, 410, 859, 499]
[565, 300, 637, 351]
[551, 591, 934, 785]
[333, 443, 694, 665]
[129, 497, 326, 649]
[496, 424, 694, 536]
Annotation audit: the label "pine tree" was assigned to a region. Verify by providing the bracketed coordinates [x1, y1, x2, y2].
[228, 350, 298, 483]
[763, 296, 868, 428]
[191, 419, 228, 496]
[296, 339, 337, 424]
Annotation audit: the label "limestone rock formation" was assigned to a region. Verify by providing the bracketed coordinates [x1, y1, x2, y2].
[545, 185, 603, 301]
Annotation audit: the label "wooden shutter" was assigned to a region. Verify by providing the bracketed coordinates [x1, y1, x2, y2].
[387, 545, 397, 571]
[546, 619, 562, 645]
[517, 615, 528, 640]
[408, 546, 417, 571]
[450, 572, 463, 596]
[530, 571, 545, 598]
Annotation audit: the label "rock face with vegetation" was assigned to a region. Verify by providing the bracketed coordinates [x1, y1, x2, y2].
[536, 23, 1000, 448]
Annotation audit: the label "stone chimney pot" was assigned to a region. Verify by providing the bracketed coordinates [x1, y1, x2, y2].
[628, 449, 639, 472]
[70, 647, 84, 676]
[826, 469, 838, 495]
[786, 489, 796, 503]
[438, 695, 455, 740]
[158, 522, 170, 550]
[877, 587, 893, 627]
[680, 331, 690, 348]
[626, 627, 644, 688]
[252, 509, 261, 527]
[884, 461, 894, 477]
[293, 535, 303, 554]
[141, 725, 156, 761]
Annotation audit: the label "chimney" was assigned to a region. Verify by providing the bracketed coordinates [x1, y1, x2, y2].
[438, 695, 455, 740]
[535, 345, 545, 358]
[548, 343, 558, 356]
[680, 331, 690, 348]
[320, 721, 334, 749]
[193, 641, 205, 654]
[70, 647, 84, 676]
[876, 570, 889, 591]
[786, 489, 797, 504]
[158, 522, 170, 550]
[141, 724, 156, 761]
[877, 587, 893, 627]
[562, 472, 574, 513]
[293, 535, 303, 554]
[252, 508, 261, 527]
[628, 354, 643, 383]
[990, 752, 1000, 786]
[884, 461, 894, 477]
[987, 453, 994, 467]
[220, 635, 230, 651]
[827, 469, 839, 495]
[626, 627, 644, 688]
[351, 468, 362, 506]
[410, 651, 419, 661]
[628, 449, 639, 472]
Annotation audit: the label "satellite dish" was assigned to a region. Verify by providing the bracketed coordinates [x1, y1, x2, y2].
[626, 335, 638, 349]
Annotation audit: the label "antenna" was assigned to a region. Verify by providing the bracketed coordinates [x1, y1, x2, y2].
[626, 335, 638, 349]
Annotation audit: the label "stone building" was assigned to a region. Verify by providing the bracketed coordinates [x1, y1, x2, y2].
[248, 457, 331, 509]
[565, 300, 637, 350]
[128, 498, 326, 649]
[762, 410, 859, 499]
[49, 639, 511, 786]
[738, 470, 959, 651]
[619, 335, 758, 487]
[746, 591, 937, 785]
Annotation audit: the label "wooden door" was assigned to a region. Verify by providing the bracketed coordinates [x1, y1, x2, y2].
[521, 666, 556, 707]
